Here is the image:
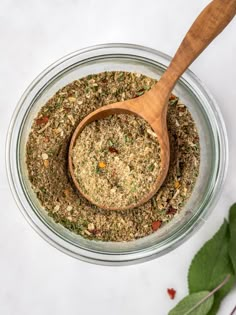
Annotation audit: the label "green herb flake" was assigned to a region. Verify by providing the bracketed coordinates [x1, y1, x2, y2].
[95, 166, 101, 174]
[136, 90, 145, 96]
[108, 139, 114, 146]
[117, 72, 124, 81]
[148, 164, 154, 171]
[169, 98, 179, 106]
[124, 135, 132, 143]
[151, 197, 157, 208]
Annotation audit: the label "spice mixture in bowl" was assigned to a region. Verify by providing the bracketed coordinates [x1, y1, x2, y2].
[7, 44, 228, 265]
[26, 71, 199, 241]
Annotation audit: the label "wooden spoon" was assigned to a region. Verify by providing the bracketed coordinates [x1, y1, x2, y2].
[69, 0, 236, 211]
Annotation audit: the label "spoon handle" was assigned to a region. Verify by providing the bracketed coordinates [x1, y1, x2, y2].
[159, 0, 236, 91]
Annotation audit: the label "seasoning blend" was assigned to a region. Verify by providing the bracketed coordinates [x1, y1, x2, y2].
[26, 71, 200, 242]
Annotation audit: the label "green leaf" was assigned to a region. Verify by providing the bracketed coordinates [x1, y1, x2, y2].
[168, 291, 214, 315]
[188, 221, 230, 291]
[188, 220, 235, 315]
[229, 203, 236, 274]
[207, 277, 235, 315]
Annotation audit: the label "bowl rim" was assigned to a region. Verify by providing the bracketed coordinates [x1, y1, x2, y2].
[6, 43, 229, 266]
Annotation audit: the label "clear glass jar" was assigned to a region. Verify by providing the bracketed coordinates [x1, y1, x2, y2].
[6, 43, 228, 265]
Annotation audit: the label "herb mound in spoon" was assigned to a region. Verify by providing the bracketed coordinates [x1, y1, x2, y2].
[71, 114, 161, 208]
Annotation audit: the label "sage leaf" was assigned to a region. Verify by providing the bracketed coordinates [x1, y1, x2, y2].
[188, 220, 232, 291]
[207, 274, 234, 315]
[207, 282, 235, 315]
[168, 291, 214, 315]
[188, 220, 235, 315]
[229, 203, 236, 274]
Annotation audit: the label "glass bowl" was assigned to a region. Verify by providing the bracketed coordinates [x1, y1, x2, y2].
[6, 43, 228, 265]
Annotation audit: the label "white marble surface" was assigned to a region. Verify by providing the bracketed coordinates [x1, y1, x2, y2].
[0, 0, 236, 314]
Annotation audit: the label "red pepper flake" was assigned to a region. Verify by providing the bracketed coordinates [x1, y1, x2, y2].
[91, 229, 101, 235]
[111, 170, 117, 177]
[109, 147, 119, 154]
[63, 107, 71, 113]
[167, 206, 177, 215]
[101, 78, 107, 84]
[167, 288, 176, 300]
[169, 94, 176, 100]
[36, 116, 49, 125]
[152, 220, 162, 231]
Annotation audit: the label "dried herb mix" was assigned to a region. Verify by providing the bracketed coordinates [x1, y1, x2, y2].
[26, 71, 200, 242]
[72, 114, 161, 208]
